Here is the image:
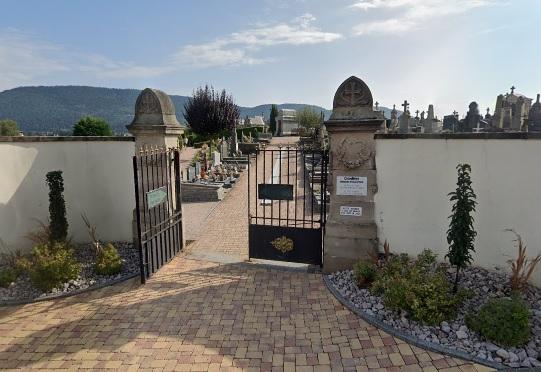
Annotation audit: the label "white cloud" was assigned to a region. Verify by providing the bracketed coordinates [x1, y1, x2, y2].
[0, 30, 69, 90]
[174, 13, 342, 68]
[351, 0, 498, 35]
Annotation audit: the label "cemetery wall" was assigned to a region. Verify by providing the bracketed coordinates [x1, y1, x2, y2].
[0, 137, 135, 252]
[374, 133, 541, 286]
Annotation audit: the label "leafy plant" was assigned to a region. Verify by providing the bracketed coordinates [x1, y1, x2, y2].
[353, 261, 377, 288]
[0, 268, 17, 288]
[27, 243, 80, 292]
[94, 243, 122, 276]
[24, 219, 51, 246]
[466, 296, 531, 347]
[0, 119, 20, 135]
[0, 247, 31, 276]
[446, 164, 477, 293]
[505, 229, 541, 292]
[372, 250, 465, 325]
[73, 116, 113, 136]
[382, 240, 391, 262]
[46, 171, 68, 243]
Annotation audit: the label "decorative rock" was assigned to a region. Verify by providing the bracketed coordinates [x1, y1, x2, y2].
[496, 349, 509, 360]
[456, 330, 468, 340]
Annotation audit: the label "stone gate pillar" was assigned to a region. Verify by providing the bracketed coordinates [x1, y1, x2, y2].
[126, 88, 184, 150]
[323, 76, 385, 273]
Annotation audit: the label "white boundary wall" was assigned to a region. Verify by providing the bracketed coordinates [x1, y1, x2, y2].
[375, 136, 541, 286]
[0, 137, 135, 252]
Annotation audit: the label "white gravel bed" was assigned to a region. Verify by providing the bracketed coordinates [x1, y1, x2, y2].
[0, 241, 139, 303]
[327, 266, 541, 369]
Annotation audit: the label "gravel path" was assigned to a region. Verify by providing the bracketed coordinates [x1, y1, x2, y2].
[328, 265, 541, 369]
[0, 241, 139, 303]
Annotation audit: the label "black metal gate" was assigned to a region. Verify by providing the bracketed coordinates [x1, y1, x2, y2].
[133, 147, 183, 283]
[248, 146, 328, 265]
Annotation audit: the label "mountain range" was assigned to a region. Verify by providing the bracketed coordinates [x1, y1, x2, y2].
[0, 86, 393, 134]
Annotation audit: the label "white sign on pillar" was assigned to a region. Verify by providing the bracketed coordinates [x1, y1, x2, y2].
[336, 176, 367, 196]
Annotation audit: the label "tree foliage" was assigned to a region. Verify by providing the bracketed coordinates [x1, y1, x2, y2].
[45, 171, 68, 243]
[297, 107, 321, 129]
[446, 164, 477, 292]
[269, 104, 278, 134]
[73, 116, 113, 136]
[184, 85, 240, 136]
[0, 119, 19, 135]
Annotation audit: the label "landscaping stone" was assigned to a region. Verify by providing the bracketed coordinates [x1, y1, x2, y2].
[327, 264, 541, 368]
[0, 241, 139, 303]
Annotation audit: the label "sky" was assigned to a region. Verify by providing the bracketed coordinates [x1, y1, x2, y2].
[1, 0, 540, 117]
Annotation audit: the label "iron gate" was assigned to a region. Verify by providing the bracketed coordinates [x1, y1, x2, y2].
[133, 147, 183, 283]
[248, 146, 328, 265]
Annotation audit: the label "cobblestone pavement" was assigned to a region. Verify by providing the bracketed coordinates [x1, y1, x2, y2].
[0, 258, 490, 371]
[0, 138, 491, 371]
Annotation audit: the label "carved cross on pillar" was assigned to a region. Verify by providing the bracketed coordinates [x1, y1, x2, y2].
[375, 101, 379, 111]
[343, 81, 363, 105]
[415, 110, 420, 118]
[401, 100, 409, 114]
[486, 107, 490, 115]
[453, 110, 458, 116]
[510, 86, 516, 95]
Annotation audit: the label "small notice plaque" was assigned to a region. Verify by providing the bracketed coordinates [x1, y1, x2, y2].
[258, 184, 294, 201]
[336, 176, 367, 196]
[340, 206, 362, 216]
[146, 186, 167, 209]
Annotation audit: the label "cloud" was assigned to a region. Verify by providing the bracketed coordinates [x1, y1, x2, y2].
[173, 13, 342, 68]
[351, 0, 498, 35]
[0, 30, 70, 90]
[0, 15, 341, 88]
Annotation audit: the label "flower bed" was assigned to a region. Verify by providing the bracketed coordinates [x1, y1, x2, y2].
[0, 242, 139, 304]
[328, 264, 541, 369]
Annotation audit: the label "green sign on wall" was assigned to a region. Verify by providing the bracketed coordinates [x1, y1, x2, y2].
[146, 186, 167, 209]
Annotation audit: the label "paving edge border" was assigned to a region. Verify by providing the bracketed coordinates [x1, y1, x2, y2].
[0, 272, 139, 307]
[322, 275, 508, 371]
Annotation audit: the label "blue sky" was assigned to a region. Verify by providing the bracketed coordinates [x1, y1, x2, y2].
[1, 0, 539, 116]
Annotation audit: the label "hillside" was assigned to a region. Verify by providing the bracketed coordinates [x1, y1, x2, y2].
[0, 86, 393, 134]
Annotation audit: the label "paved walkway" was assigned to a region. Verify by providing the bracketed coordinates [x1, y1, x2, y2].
[0, 138, 491, 371]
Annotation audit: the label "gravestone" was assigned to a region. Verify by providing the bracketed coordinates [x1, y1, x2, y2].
[212, 151, 221, 166]
[398, 100, 410, 133]
[323, 76, 384, 273]
[195, 162, 202, 178]
[188, 167, 196, 182]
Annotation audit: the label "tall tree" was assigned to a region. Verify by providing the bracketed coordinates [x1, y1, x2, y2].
[184, 85, 240, 136]
[73, 116, 113, 136]
[446, 164, 477, 293]
[297, 107, 321, 130]
[0, 119, 19, 136]
[269, 104, 278, 134]
[46, 171, 68, 243]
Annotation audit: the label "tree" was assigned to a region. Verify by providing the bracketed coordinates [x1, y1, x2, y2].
[184, 85, 240, 136]
[297, 107, 321, 130]
[446, 164, 477, 293]
[46, 171, 68, 243]
[73, 116, 113, 136]
[269, 104, 278, 134]
[0, 119, 19, 136]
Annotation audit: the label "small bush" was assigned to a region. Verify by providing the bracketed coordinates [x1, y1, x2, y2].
[466, 296, 531, 347]
[353, 261, 377, 288]
[28, 243, 80, 292]
[46, 171, 68, 243]
[506, 229, 541, 292]
[94, 243, 122, 276]
[0, 268, 17, 288]
[372, 250, 465, 325]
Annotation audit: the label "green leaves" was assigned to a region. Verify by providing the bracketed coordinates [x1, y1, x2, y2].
[446, 164, 477, 292]
[46, 171, 68, 243]
[73, 116, 113, 136]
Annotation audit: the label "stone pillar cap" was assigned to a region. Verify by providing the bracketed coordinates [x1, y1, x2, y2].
[126, 88, 182, 134]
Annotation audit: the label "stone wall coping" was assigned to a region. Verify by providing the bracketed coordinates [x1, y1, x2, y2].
[0, 136, 135, 142]
[375, 132, 541, 140]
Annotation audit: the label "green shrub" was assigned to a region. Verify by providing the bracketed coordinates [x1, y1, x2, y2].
[45, 171, 68, 243]
[0, 268, 17, 288]
[372, 250, 465, 325]
[466, 296, 531, 347]
[94, 243, 122, 276]
[353, 260, 377, 288]
[28, 243, 81, 292]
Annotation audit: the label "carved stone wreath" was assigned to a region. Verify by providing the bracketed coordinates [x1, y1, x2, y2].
[334, 138, 372, 169]
[271, 236, 294, 254]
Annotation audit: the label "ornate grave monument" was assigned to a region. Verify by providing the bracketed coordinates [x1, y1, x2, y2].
[323, 76, 385, 273]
